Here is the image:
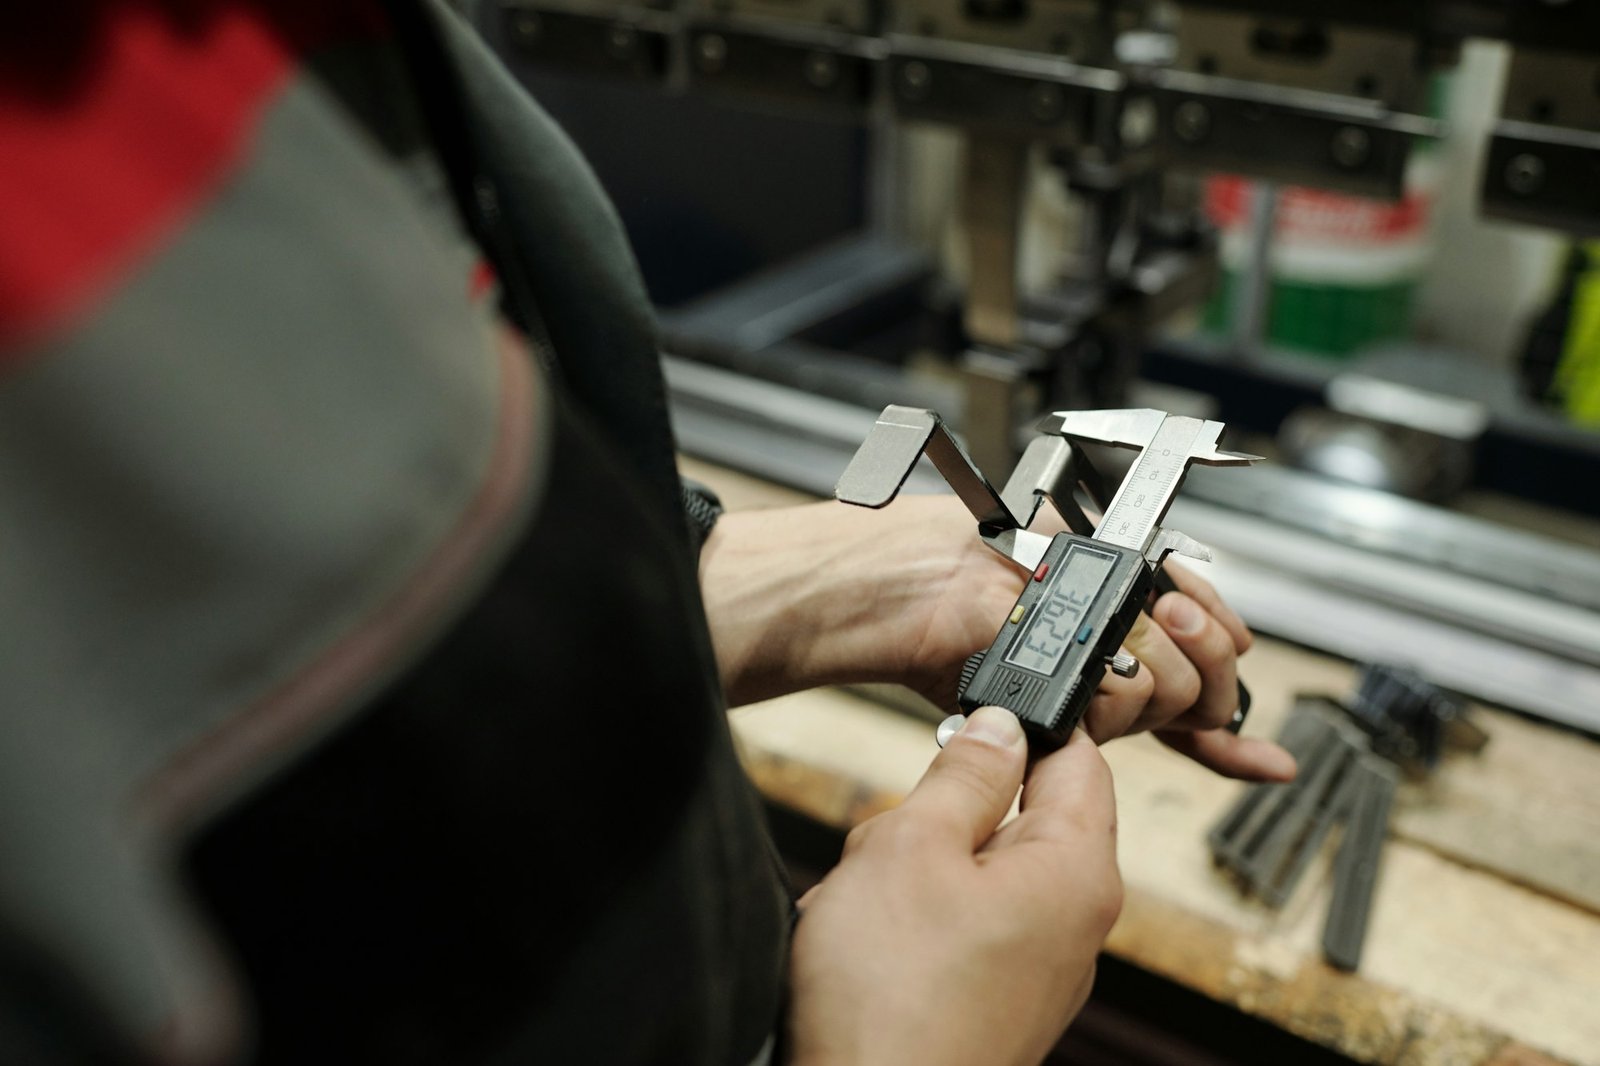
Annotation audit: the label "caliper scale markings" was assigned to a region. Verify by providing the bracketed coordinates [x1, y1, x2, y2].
[1053, 411, 1259, 564]
[1097, 417, 1209, 553]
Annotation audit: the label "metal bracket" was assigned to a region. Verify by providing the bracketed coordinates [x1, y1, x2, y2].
[835, 405, 1055, 571]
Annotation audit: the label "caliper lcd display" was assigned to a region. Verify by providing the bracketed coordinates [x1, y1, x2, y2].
[1006, 544, 1118, 675]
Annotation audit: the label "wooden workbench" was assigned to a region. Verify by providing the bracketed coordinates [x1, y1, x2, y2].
[685, 457, 1600, 1066]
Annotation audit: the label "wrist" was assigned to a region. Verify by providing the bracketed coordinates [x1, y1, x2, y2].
[698, 501, 921, 705]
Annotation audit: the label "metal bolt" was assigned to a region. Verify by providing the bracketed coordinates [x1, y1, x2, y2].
[1172, 99, 1210, 144]
[1030, 83, 1065, 123]
[804, 51, 839, 90]
[1108, 652, 1141, 678]
[695, 33, 728, 74]
[607, 24, 637, 58]
[1120, 95, 1158, 149]
[1506, 153, 1546, 195]
[510, 10, 542, 44]
[899, 60, 932, 102]
[1331, 126, 1371, 169]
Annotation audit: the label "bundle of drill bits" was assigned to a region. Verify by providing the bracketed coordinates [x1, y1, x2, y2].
[1206, 665, 1485, 971]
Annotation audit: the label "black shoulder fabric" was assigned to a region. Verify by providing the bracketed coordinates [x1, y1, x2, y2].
[410, 0, 688, 531]
[188, 400, 789, 1066]
[0, 921, 131, 1066]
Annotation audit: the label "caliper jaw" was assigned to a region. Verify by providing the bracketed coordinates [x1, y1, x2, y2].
[1040, 409, 1260, 468]
[1146, 528, 1215, 570]
[1039, 407, 1261, 567]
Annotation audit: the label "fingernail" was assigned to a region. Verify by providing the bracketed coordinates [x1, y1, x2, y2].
[960, 706, 1025, 750]
[1165, 596, 1204, 635]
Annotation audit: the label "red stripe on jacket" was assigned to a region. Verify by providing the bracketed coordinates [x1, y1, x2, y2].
[0, 2, 389, 356]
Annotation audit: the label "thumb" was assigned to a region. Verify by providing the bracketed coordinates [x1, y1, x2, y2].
[900, 706, 1028, 850]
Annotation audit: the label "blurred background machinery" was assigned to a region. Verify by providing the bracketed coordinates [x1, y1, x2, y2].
[472, 0, 1600, 733]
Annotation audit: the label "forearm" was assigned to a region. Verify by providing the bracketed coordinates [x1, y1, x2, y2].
[699, 501, 916, 705]
[698, 496, 1007, 706]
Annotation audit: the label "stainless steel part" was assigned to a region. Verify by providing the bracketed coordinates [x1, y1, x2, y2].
[1048, 408, 1260, 557]
[936, 712, 966, 747]
[835, 405, 1026, 528]
[833, 405, 1056, 570]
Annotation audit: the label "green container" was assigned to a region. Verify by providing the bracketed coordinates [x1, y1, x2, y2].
[1203, 271, 1419, 358]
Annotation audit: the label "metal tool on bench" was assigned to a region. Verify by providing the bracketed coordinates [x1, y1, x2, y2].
[1342, 663, 1489, 777]
[836, 405, 1258, 751]
[1208, 667, 1486, 971]
[1209, 701, 1399, 972]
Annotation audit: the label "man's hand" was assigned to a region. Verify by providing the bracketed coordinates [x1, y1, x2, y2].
[1105, 564, 1294, 781]
[786, 708, 1120, 1066]
[699, 494, 1293, 781]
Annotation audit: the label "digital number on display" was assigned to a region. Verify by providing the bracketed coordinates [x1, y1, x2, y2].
[1005, 545, 1118, 676]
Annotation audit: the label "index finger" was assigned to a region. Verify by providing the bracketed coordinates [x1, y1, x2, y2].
[1162, 561, 1252, 654]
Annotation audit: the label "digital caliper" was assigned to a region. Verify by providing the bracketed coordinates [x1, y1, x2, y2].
[836, 407, 1259, 751]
